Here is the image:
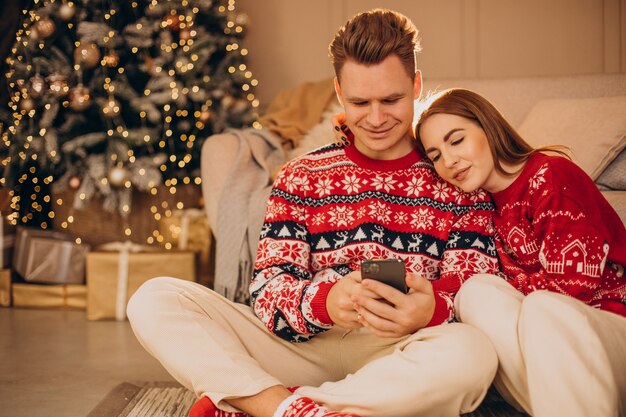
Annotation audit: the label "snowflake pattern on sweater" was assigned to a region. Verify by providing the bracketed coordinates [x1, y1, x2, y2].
[251, 143, 499, 342]
[491, 153, 626, 318]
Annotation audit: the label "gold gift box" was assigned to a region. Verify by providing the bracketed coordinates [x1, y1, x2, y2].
[86, 250, 196, 321]
[11, 282, 86, 309]
[0, 269, 11, 307]
[158, 209, 213, 288]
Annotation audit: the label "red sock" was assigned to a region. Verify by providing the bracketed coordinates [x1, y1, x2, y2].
[280, 395, 361, 417]
[188, 396, 249, 417]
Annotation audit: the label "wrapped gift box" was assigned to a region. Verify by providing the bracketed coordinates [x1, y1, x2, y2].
[11, 282, 86, 309]
[0, 188, 12, 214]
[158, 209, 213, 288]
[1, 219, 15, 269]
[86, 247, 196, 320]
[0, 269, 11, 307]
[13, 226, 89, 284]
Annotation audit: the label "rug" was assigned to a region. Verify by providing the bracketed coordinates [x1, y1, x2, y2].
[87, 382, 195, 417]
[88, 382, 527, 417]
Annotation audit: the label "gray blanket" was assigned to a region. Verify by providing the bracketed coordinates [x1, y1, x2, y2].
[208, 128, 285, 302]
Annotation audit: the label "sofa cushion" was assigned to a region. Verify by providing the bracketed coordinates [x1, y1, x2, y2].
[518, 96, 626, 180]
[596, 148, 626, 190]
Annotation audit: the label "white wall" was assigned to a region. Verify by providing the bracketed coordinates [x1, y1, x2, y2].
[236, 0, 626, 108]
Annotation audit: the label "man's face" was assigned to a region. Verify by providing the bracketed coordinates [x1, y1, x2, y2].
[335, 55, 421, 160]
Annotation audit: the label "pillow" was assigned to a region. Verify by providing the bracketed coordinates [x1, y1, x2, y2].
[596, 148, 626, 190]
[517, 96, 626, 180]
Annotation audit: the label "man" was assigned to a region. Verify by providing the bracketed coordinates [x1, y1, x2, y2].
[128, 9, 499, 417]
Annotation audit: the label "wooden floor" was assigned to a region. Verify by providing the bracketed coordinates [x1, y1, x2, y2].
[0, 307, 175, 417]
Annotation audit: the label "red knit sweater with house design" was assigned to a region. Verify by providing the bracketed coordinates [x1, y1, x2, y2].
[491, 153, 626, 317]
[251, 142, 499, 342]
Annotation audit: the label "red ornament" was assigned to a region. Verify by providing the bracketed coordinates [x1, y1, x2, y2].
[68, 176, 81, 190]
[163, 11, 180, 31]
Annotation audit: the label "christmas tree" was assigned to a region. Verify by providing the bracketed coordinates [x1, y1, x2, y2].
[0, 0, 259, 240]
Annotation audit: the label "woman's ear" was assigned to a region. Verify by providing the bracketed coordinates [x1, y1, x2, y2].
[334, 77, 344, 107]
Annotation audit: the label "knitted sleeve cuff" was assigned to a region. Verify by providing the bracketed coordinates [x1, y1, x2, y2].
[425, 291, 451, 327]
[308, 281, 335, 326]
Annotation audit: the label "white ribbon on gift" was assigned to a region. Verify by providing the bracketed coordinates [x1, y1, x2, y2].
[98, 241, 158, 321]
[171, 208, 205, 250]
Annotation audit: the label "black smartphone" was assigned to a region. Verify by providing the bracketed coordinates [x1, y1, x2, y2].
[360, 259, 407, 293]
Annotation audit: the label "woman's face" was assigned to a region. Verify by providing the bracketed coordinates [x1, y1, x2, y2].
[419, 113, 505, 193]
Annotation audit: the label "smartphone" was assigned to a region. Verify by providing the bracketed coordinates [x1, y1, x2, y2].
[360, 259, 407, 293]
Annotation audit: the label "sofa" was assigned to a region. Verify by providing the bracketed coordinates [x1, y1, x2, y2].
[201, 73, 626, 301]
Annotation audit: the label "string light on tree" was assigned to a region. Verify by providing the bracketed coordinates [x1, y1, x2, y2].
[48, 74, 69, 96]
[102, 96, 121, 118]
[29, 75, 46, 98]
[103, 51, 119, 67]
[69, 84, 91, 110]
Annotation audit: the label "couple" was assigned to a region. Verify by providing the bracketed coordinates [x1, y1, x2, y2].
[127, 8, 626, 417]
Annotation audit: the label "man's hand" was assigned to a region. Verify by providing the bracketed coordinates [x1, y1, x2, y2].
[351, 273, 435, 338]
[326, 271, 368, 329]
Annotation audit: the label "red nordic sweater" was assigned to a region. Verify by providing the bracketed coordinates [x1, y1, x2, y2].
[491, 153, 626, 317]
[251, 142, 499, 342]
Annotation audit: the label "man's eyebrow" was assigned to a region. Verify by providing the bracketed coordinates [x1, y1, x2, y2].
[345, 92, 405, 102]
[424, 128, 464, 153]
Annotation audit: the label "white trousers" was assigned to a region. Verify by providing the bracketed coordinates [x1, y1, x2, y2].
[455, 274, 626, 417]
[127, 277, 498, 417]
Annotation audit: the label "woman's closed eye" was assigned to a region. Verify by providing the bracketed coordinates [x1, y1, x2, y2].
[450, 137, 465, 146]
[428, 152, 441, 162]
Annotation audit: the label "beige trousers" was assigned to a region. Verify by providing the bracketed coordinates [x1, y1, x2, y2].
[455, 274, 626, 417]
[127, 277, 498, 417]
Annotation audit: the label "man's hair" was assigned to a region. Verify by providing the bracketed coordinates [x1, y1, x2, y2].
[329, 8, 421, 82]
[414, 89, 568, 176]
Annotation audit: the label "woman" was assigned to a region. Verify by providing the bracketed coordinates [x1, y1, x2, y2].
[334, 89, 626, 417]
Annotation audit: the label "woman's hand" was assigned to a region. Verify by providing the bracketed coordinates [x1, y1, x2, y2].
[332, 112, 351, 146]
[351, 273, 436, 338]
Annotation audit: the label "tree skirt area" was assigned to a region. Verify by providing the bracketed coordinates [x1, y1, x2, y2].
[87, 382, 527, 417]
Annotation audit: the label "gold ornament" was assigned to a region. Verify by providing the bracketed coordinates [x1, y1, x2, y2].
[68, 176, 81, 190]
[103, 51, 120, 67]
[58, 3, 76, 21]
[179, 29, 192, 41]
[102, 96, 121, 118]
[29, 26, 40, 41]
[235, 13, 249, 26]
[48, 74, 69, 96]
[20, 97, 36, 112]
[35, 17, 56, 39]
[199, 109, 213, 123]
[163, 11, 180, 31]
[74, 43, 101, 69]
[69, 85, 91, 111]
[221, 94, 234, 109]
[108, 166, 128, 187]
[231, 99, 249, 114]
[29, 75, 46, 98]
